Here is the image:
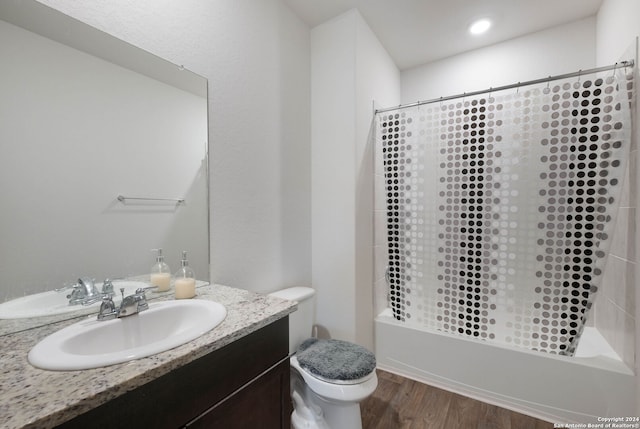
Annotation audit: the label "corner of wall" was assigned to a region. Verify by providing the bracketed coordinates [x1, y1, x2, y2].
[596, 0, 640, 66]
[310, 9, 358, 343]
[311, 8, 399, 348]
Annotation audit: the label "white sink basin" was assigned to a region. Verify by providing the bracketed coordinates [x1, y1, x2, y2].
[0, 280, 147, 319]
[28, 299, 226, 370]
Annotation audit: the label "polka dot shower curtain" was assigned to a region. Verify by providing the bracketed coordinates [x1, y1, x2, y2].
[377, 67, 634, 356]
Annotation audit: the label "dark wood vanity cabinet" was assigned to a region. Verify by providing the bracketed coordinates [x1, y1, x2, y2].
[186, 357, 290, 428]
[57, 317, 291, 429]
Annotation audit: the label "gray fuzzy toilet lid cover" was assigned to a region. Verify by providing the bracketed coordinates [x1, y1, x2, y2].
[296, 338, 376, 381]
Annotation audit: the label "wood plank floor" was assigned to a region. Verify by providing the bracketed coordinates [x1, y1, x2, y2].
[361, 370, 554, 429]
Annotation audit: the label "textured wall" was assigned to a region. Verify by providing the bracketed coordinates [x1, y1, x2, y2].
[311, 9, 400, 347]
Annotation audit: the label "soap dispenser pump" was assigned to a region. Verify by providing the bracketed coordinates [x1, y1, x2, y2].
[150, 248, 171, 292]
[174, 251, 196, 299]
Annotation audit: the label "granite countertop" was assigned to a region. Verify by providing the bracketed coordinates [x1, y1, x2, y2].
[0, 284, 296, 429]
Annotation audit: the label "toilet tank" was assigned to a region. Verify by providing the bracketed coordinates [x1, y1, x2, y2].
[268, 287, 315, 355]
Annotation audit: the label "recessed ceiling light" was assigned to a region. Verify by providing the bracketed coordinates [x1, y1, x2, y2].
[469, 18, 492, 35]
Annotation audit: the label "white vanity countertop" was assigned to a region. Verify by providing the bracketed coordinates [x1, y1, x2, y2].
[0, 284, 296, 429]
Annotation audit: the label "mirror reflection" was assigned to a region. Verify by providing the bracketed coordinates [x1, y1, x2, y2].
[0, 1, 209, 335]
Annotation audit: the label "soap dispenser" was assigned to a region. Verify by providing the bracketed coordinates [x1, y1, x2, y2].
[174, 251, 196, 299]
[150, 248, 171, 292]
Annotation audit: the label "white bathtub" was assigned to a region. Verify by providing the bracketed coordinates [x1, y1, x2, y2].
[375, 309, 635, 423]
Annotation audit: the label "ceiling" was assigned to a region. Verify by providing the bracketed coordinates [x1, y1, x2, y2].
[283, 0, 604, 70]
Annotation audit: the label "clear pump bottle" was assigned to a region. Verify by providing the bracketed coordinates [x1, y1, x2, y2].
[174, 251, 196, 299]
[150, 248, 171, 292]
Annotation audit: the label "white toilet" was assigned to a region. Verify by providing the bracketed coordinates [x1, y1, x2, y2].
[269, 287, 378, 429]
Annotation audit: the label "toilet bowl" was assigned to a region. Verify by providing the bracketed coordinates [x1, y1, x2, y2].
[269, 287, 377, 429]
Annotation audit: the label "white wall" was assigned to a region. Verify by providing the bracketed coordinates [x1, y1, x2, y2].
[354, 13, 401, 348]
[36, 0, 312, 293]
[595, 0, 640, 415]
[311, 9, 399, 347]
[311, 11, 357, 343]
[401, 17, 596, 104]
[596, 0, 640, 65]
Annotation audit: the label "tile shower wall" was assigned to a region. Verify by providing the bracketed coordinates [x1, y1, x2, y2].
[596, 0, 640, 410]
[595, 68, 637, 369]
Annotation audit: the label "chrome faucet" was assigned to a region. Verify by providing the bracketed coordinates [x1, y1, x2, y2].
[66, 277, 116, 306]
[97, 286, 157, 321]
[67, 277, 102, 306]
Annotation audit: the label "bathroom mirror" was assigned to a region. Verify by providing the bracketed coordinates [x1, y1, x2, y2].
[0, 1, 209, 335]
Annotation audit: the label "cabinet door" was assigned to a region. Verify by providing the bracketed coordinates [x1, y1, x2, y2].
[186, 358, 291, 429]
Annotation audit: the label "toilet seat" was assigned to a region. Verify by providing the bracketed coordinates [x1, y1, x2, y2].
[291, 356, 378, 403]
[291, 337, 377, 403]
[303, 367, 377, 385]
[296, 338, 377, 382]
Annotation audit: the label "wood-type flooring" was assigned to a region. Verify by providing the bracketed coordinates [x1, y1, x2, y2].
[361, 370, 554, 429]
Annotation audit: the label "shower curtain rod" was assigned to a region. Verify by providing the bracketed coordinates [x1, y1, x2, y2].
[375, 59, 635, 114]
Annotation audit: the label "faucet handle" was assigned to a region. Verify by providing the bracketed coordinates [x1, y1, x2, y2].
[66, 283, 83, 300]
[101, 279, 115, 296]
[134, 286, 157, 312]
[135, 286, 158, 301]
[97, 295, 117, 321]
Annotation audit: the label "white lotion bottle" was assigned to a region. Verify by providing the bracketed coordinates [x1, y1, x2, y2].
[174, 251, 196, 299]
[150, 248, 171, 292]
